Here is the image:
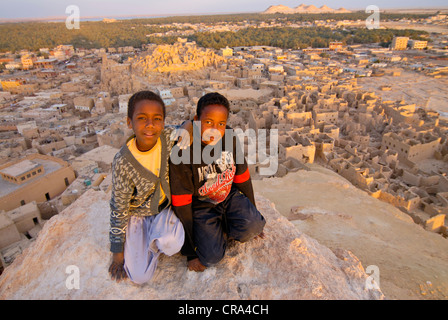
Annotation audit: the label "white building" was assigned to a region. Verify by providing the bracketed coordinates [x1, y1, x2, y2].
[157, 89, 176, 106]
[409, 40, 428, 50]
[5, 62, 22, 70]
[118, 94, 132, 114]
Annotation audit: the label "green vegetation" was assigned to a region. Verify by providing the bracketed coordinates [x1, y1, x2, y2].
[0, 20, 176, 52]
[189, 27, 428, 50]
[0, 12, 431, 52]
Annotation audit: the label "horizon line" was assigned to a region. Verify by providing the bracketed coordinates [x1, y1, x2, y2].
[1, 6, 447, 23]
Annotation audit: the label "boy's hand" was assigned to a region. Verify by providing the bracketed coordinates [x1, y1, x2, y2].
[187, 258, 207, 272]
[109, 252, 128, 282]
[175, 120, 193, 150]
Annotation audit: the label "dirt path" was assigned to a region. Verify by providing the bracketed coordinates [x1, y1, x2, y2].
[253, 163, 448, 300]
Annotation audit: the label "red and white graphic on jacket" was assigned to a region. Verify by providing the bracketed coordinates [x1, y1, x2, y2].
[197, 151, 235, 204]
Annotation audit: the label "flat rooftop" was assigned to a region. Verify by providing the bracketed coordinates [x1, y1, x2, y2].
[75, 145, 119, 165]
[34, 58, 57, 63]
[0, 157, 62, 198]
[0, 160, 42, 177]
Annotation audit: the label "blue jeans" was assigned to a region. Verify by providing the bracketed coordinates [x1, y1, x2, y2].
[193, 188, 265, 267]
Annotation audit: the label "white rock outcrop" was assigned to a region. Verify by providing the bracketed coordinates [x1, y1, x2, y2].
[0, 189, 383, 300]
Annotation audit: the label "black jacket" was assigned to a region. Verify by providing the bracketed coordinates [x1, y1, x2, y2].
[169, 127, 256, 259]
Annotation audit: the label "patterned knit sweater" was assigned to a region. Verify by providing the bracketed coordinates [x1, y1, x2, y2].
[109, 127, 175, 253]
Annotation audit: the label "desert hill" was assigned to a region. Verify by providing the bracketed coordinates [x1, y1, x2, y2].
[0, 188, 383, 300]
[262, 3, 351, 14]
[253, 163, 448, 300]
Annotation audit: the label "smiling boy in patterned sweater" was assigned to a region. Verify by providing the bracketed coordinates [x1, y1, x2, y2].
[108, 90, 185, 284]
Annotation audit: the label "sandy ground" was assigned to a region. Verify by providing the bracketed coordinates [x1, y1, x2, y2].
[253, 163, 448, 300]
[218, 88, 273, 101]
[381, 22, 448, 35]
[357, 70, 448, 117]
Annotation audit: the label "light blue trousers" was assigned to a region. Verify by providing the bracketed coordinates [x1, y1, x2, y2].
[124, 207, 184, 284]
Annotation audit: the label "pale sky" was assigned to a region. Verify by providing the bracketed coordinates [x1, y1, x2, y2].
[1, 0, 447, 19]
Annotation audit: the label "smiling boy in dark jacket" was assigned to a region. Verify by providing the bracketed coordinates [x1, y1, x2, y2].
[169, 92, 266, 272]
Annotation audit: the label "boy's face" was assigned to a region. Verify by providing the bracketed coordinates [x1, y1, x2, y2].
[127, 100, 164, 152]
[194, 104, 228, 145]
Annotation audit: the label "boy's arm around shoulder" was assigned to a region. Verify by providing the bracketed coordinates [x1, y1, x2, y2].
[232, 132, 257, 207]
[109, 152, 134, 253]
[168, 152, 197, 259]
[164, 120, 193, 150]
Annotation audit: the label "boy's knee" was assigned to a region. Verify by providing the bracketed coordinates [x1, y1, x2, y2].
[124, 266, 151, 285]
[197, 247, 225, 266]
[233, 215, 266, 243]
[252, 215, 266, 234]
[201, 253, 224, 267]
[129, 273, 149, 285]
[155, 232, 184, 256]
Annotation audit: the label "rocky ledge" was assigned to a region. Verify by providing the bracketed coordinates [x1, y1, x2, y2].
[0, 189, 383, 300]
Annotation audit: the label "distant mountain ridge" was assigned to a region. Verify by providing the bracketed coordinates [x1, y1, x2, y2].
[262, 3, 351, 14]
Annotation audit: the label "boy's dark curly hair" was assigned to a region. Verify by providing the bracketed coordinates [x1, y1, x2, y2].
[196, 92, 230, 118]
[127, 90, 166, 119]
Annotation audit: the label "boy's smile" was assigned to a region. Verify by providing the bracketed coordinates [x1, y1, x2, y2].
[194, 104, 228, 145]
[127, 100, 165, 152]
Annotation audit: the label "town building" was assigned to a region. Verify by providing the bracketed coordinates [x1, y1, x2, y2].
[391, 37, 409, 50]
[0, 154, 76, 212]
[409, 40, 428, 50]
[34, 58, 58, 69]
